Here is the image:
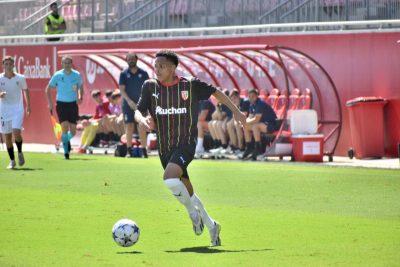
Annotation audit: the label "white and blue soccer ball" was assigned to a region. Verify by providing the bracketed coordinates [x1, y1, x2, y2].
[112, 218, 140, 247]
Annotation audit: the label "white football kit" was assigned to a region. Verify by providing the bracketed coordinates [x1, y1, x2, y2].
[0, 72, 28, 134]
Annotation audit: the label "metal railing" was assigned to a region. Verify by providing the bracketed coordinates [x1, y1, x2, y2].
[0, 0, 399, 36]
[259, 0, 400, 24]
[0, 19, 399, 45]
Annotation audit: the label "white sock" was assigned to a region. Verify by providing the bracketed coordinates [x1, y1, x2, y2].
[164, 178, 196, 214]
[191, 193, 215, 229]
[197, 137, 204, 148]
[196, 137, 204, 150]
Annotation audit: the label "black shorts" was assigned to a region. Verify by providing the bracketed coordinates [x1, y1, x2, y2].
[159, 144, 196, 179]
[264, 121, 279, 132]
[56, 101, 79, 124]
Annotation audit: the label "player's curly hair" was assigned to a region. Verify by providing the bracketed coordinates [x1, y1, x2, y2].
[156, 50, 179, 67]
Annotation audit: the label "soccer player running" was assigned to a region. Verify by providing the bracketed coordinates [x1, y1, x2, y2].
[0, 56, 31, 169]
[135, 50, 246, 246]
[45, 56, 83, 159]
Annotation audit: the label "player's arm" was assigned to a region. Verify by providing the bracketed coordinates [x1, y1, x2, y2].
[134, 82, 152, 131]
[23, 88, 31, 115]
[246, 114, 262, 125]
[77, 81, 83, 104]
[119, 83, 137, 110]
[45, 84, 54, 113]
[213, 89, 246, 127]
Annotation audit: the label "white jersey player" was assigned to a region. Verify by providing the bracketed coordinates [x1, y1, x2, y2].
[0, 56, 31, 169]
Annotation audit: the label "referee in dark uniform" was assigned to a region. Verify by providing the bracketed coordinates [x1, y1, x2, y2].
[134, 50, 246, 246]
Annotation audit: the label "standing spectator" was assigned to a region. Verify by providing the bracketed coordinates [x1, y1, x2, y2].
[135, 50, 246, 246]
[45, 56, 83, 160]
[0, 56, 31, 169]
[45, 2, 66, 42]
[195, 99, 215, 156]
[242, 89, 278, 160]
[119, 53, 150, 158]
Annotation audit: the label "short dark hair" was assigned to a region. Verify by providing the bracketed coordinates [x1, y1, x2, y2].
[91, 90, 101, 98]
[156, 50, 179, 67]
[105, 89, 113, 98]
[126, 53, 138, 61]
[248, 88, 259, 96]
[2, 55, 14, 64]
[229, 89, 240, 97]
[50, 2, 57, 8]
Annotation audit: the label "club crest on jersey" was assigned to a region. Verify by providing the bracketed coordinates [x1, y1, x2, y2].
[181, 90, 189, 101]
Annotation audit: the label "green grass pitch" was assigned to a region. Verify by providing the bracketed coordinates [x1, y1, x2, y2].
[0, 152, 399, 267]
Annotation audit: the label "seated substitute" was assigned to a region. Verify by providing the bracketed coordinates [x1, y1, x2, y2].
[195, 99, 215, 156]
[208, 101, 231, 152]
[242, 88, 278, 160]
[75, 90, 113, 152]
[227, 89, 250, 153]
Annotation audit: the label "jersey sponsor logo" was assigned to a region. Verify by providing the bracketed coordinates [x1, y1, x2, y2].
[152, 92, 159, 99]
[155, 106, 187, 115]
[180, 90, 189, 101]
[179, 156, 186, 164]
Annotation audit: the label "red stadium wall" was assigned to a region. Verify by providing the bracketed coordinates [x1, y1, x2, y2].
[1, 31, 399, 157]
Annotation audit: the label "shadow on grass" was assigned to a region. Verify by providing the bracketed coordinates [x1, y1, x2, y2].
[117, 251, 143, 254]
[165, 246, 274, 254]
[12, 168, 43, 171]
[66, 158, 96, 161]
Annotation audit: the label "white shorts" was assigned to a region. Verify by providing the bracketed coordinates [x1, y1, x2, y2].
[0, 112, 24, 134]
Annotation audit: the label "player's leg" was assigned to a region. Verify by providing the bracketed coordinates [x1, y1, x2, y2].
[56, 102, 71, 159]
[196, 121, 208, 155]
[242, 124, 254, 159]
[163, 161, 204, 235]
[227, 118, 237, 149]
[235, 121, 245, 150]
[123, 107, 135, 157]
[138, 124, 148, 158]
[67, 103, 79, 153]
[5, 131, 16, 169]
[168, 147, 220, 245]
[251, 123, 267, 159]
[12, 111, 25, 166]
[124, 123, 134, 157]
[13, 129, 25, 166]
[60, 121, 71, 158]
[0, 118, 15, 168]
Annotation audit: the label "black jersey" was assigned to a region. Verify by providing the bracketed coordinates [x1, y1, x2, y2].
[137, 77, 216, 154]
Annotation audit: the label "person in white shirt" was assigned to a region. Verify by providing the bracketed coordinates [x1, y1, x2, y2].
[0, 56, 31, 169]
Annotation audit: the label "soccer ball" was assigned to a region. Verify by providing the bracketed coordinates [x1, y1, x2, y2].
[112, 218, 140, 247]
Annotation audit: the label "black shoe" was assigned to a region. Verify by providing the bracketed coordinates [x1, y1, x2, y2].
[241, 148, 253, 160]
[251, 149, 263, 161]
[68, 141, 71, 152]
[142, 148, 148, 158]
[64, 153, 70, 160]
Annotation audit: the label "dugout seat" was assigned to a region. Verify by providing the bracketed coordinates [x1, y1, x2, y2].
[265, 88, 280, 109]
[297, 88, 312, 110]
[274, 90, 288, 120]
[287, 88, 301, 119]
